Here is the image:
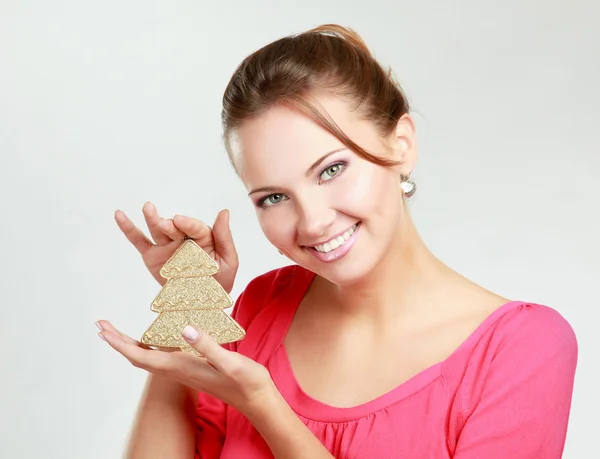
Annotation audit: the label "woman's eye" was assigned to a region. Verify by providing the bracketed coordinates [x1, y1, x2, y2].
[320, 163, 344, 181]
[268, 194, 284, 204]
[260, 193, 286, 207]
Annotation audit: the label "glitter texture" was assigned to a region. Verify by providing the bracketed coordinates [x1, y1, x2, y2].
[142, 309, 245, 347]
[159, 239, 219, 278]
[151, 276, 232, 312]
[141, 239, 245, 352]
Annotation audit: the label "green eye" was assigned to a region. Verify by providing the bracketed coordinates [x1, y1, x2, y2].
[267, 194, 284, 205]
[258, 193, 286, 208]
[320, 163, 344, 181]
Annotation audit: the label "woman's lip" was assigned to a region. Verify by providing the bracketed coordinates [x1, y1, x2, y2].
[306, 222, 361, 262]
[302, 222, 361, 248]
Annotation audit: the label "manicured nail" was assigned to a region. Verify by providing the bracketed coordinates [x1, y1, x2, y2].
[98, 332, 106, 342]
[182, 325, 199, 342]
[95, 321, 103, 331]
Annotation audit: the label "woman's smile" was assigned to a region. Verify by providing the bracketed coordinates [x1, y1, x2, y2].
[303, 222, 361, 263]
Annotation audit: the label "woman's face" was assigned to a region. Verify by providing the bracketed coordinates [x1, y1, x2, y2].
[232, 94, 416, 286]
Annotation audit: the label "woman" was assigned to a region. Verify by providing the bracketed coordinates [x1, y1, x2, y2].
[96, 25, 577, 458]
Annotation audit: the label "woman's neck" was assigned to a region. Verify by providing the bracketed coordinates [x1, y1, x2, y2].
[319, 204, 454, 327]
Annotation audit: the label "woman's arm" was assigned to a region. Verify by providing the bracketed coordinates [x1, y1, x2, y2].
[124, 374, 197, 459]
[110, 205, 242, 457]
[101, 321, 334, 459]
[452, 305, 577, 458]
[123, 374, 335, 459]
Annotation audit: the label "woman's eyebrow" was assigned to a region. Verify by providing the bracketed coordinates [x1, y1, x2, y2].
[248, 147, 347, 196]
[305, 147, 347, 177]
[248, 185, 279, 196]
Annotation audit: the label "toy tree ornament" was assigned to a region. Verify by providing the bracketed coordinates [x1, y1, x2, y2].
[141, 238, 245, 356]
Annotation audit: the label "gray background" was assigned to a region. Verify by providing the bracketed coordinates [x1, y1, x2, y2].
[1, 1, 598, 457]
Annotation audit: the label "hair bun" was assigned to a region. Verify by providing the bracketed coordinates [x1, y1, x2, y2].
[306, 24, 371, 54]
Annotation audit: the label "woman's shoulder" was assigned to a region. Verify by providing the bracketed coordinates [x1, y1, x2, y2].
[486, 301, 577, 349]
[447, 300, 578, 381]
[445, 301, 578, 455]
[230, 264, 313, 327]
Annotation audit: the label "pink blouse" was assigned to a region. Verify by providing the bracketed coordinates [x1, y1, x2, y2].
[194, 265, 577, 458]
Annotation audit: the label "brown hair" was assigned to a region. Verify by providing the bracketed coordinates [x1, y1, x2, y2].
[221, 24, 410, 168]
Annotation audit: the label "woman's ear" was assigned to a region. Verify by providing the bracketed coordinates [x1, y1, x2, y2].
[390, 114, 418, 175]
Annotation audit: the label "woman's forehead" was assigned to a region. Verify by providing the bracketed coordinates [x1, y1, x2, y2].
[232, 98, 380, 182]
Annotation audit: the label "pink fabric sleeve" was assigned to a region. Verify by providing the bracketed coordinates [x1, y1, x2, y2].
[194, 268, 285, 459]
[453, 305, 578, 458]
[193, 294, 242, 459]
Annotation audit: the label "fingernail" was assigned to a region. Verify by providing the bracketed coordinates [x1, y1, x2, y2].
[98, 332, 106, 342]
[95, 321, 103, 331]
[182, 325, 199, 342]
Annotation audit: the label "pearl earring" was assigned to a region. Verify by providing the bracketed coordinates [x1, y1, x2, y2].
[400, 174, 416, 197]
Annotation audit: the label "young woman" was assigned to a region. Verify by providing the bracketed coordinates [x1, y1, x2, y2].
[96, 25, 577, 458]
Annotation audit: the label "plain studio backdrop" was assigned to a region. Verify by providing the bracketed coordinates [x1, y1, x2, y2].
[1, 1, 598, 458]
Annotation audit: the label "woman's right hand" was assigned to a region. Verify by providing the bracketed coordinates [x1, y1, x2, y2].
[114, 202, 239, 293]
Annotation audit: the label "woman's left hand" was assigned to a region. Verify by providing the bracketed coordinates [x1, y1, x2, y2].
[96, 320, 276, 416]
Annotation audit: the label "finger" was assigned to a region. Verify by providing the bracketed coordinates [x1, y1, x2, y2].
[158, 218, 186, 240]
[142, 202, 172, 246]
[114, 209, 153, 255]
[100, 328, 172, 371]
[172, 215, 212, 241]
[96, 320, 153, 349]
[181, 325, 233, 373]
[212, 209, 239, 266]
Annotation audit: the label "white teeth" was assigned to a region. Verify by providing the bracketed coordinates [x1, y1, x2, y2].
[313, 223, 358, 253]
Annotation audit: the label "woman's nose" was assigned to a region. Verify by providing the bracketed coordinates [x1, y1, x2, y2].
[296, 200, 335, 241]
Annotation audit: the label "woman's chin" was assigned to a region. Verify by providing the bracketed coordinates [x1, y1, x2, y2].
[308, 257, 378, 287]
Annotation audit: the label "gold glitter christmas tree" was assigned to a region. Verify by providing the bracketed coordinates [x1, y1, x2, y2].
[141, 238, 245, 355]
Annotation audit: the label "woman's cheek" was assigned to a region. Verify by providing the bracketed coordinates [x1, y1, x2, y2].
[259, 211, 294, 248]
[341, 167, 391, 215]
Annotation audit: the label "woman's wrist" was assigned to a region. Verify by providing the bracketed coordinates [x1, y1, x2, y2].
[243, 383, 334, 459]
[242, 381, 282, 428]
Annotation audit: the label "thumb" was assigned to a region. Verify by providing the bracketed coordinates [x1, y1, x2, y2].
[212, 209, 238, 267]
[181, 325, 230, 371]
